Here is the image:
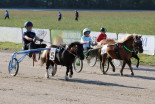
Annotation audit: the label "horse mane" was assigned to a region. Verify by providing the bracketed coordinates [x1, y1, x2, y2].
[117, 34, 134, 43]
[97, 39, 115, 47]
[68, 41, 81, 49]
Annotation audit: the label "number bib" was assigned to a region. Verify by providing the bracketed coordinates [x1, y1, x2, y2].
[49, 48, 57, 60]
[101, 45, 107, 55]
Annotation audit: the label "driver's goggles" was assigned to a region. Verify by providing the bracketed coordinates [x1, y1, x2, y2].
[85, 32, 90, 35]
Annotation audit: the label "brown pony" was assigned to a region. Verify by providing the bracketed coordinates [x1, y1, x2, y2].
[99, 34, 143, 76]
[40, 41, 84, 80]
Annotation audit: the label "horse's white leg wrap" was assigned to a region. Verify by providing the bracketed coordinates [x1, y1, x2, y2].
[52, 66, 56, 76]
[64, 75, 69, 81]
[45, 70, 49, 79]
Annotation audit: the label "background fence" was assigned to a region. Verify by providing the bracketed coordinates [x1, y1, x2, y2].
[0, 26, 155, 55]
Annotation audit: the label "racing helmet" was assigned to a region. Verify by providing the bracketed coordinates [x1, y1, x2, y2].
[24, 21, 33, 28]
[100, 27, 106, 32]
[83, 28, 91, 34]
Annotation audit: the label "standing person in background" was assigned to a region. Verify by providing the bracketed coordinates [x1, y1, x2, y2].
[75, 10, 79, 21]
[58, 12, 62, 21]
[5, 10, 9, 19]
[97, 27, 107, 42]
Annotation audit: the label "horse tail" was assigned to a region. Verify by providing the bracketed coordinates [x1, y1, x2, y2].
[39, 50, 47, 66]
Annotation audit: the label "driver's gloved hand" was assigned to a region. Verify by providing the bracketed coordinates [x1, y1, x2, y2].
[32, 38, 36, 42]
[40, 39, 44, 42]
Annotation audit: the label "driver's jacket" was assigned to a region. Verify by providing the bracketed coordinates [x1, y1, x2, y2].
[81, 35, 93, 49]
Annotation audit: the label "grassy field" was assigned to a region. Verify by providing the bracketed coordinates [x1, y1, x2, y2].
[131, 54, 155, 66]
[0, 42, 23, 51]
[0, 10, 155, 35]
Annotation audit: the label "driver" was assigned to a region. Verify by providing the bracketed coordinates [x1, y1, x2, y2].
[81, 28, 97, 60]
[97, 27, 107, 42]
[81, 28, 95, 50]
[23, 21, 46, 57]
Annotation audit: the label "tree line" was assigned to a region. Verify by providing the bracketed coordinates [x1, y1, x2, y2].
[0, 0, 155, 10]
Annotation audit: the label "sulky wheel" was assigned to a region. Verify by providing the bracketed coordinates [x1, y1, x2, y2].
[8, 58, 19, 76]
[73, 57, 83, 73]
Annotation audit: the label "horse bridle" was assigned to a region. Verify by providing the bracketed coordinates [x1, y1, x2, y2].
[67, 45, 79, 57]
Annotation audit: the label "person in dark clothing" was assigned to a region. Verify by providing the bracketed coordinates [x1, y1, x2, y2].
[58, 12, 62, 21]
[23, 21, 46, 58]
[75, 10, 79, 21]
[5, 10, 9, 19]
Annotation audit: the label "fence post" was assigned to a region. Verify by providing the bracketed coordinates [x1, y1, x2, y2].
[116, 33, 119, 40]
[50, 29, 52, 43]
[154, 36, 155, 55]
[21, 27, 23, 43]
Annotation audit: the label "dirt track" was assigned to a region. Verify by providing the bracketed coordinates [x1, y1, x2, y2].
[0, 51, 155, 104]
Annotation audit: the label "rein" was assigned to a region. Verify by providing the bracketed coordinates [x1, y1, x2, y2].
[123, 45, 134, 52]
[67, 50, 77, 57]
[43, 41, 77, 57]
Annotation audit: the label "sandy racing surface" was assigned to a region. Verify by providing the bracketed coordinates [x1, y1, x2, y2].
[0, 51, 155, 104]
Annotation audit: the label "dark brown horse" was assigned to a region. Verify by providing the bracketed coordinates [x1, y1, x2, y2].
[99, 34, 143, 76]
[40, 41, 84, 80]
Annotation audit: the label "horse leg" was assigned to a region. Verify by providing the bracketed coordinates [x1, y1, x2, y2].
[126, 59, 134, 76]
[120, 60, 126, 76]
[135, 55, 139, 68]
[45, 61, 50, 79]
[65, 66, 70, 81]
[51, 62, 56, 76]
[45, 51, 50, 79]
[132, 52, 139, 68]
[69, 65, 73, 78]
[102, 54, 107, 74]
[108, 57, 116, 72]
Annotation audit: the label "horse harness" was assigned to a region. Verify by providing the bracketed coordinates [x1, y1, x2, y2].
[107, 43, 134, 59]
[54, 45, 77, 65]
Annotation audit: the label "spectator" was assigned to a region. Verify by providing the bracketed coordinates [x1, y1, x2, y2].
[75, 10, 79, 21]
[5, 10, 9, 19]
[58, 12, 62, 21]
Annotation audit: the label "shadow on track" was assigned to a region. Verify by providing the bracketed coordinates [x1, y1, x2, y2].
[107, 73, 155, 81]
[59, 78, 144, 89]
[134, 68, 155, 72]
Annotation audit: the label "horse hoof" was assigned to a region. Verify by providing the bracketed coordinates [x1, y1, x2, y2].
[52, 70, 56, 76]
[69, 74, 73, 78]
[64, 75, 69, 81]
[45, 74, 49, 79]
[131, 72, 134, 76]
[103, 72, 106, 75]
[120, 73, 123, 76]
[113, 69, 115, 72]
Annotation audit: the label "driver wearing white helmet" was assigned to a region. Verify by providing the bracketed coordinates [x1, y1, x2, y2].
[81, 28, 94, 50]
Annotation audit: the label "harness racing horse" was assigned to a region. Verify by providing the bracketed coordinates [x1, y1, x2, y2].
[99, 34, 143, 76]
[40, 41, 84, 80]
[98, 40, 140, 68]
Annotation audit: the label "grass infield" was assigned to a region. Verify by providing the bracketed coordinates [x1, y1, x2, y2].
[0, 10, 155, 35]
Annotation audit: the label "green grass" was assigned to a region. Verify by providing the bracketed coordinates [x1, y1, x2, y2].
[131, 54, 155, 66]
[0, 10, 155, 35]
[0, 42, 23, 51]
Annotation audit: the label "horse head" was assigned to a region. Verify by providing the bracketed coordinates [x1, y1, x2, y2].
[133, 35, 143, 53]
[68, 41, 84, 60]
